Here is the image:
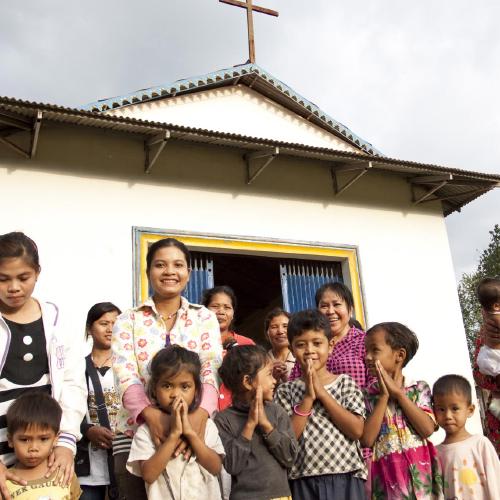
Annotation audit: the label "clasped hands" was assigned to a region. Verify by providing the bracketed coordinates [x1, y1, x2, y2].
[373, 360, 404, 400]
[246, 386, 273, 436]
[142, 401, 207, 460]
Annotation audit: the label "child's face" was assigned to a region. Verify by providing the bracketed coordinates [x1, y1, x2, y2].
[154, 369, 197, 413]
[291, 329, 334, 373]
[248, 360, 276, 401]
[8, 425, 57, 469]
[433, 391, 474, 437]
[365, 329, 403, 375]
[0, 257, 39, 312]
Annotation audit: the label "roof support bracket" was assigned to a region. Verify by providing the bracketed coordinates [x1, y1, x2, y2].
[331, 161, 372, 196]
[0, 110, 43, 159]
[144, 130, 171, 174]
[0, 137, 30, 159]
[244, 147, 279, 184]
[413, 180, 448, 204]
[30, 110, 43, 159]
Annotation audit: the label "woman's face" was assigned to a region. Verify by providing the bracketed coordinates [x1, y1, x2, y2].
[148, 246, 190, 299]
[0, 257, 39, 312]
[90, 311, 119, 350]
[267, 314, 289, 350]
[207, 292, 234, 333]
[317, 289, 352, 338]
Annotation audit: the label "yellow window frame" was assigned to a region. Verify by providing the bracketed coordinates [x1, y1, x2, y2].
[133, 228, 366, 328]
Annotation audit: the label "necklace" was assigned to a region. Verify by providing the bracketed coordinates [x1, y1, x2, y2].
[92, 354, 112, 369]
[161, 310, 178, 321]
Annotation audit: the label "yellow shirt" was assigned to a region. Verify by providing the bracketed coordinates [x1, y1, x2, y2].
[6, 472, 81, 500]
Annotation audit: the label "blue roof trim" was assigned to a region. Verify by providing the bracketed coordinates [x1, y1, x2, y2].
[82, 63, 382, 155]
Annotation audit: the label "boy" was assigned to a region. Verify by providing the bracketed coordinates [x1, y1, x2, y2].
[433, 375, 500, 500]
[476, 277, 500, 418]
[274, 309, 367, 500]
[5, 392, 81, 499]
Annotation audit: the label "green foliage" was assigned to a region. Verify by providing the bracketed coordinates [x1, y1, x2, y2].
[458, 224, 500, 364]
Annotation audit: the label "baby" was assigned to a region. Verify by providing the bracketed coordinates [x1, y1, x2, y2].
[475, 276, 500, 418]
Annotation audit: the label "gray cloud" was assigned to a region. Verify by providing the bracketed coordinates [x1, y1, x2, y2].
[1, 0, 498, 279]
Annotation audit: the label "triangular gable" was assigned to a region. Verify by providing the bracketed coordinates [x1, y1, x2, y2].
[102, 85, 360, 152]
[83, 63, 382, 155]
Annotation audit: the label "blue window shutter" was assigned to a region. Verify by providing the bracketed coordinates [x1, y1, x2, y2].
[280, 260, 343, 313]
[183, 254, 214, 304]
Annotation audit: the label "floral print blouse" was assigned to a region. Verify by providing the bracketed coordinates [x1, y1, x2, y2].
[112, 296, 222, 436]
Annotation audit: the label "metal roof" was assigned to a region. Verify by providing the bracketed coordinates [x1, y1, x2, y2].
[82, 63, 383, 156]
[0, 95, 498, 217]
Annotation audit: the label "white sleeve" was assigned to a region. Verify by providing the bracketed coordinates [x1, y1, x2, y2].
[204, 419, 225, 457]
[127, 425, 156, 478]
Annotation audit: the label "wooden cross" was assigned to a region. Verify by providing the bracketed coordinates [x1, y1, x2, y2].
[219, 0, 279, 63]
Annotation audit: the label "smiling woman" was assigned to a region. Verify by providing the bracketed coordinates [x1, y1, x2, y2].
[289, 282, 370, 390]
[111, 238, 223, 500]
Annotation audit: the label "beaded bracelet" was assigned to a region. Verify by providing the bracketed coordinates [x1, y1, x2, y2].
[293, 403, 313, 417]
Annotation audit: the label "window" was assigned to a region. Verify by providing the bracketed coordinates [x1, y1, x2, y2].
[134, 228, 365, 342]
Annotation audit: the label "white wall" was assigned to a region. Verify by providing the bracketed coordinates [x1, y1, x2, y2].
[107, 85, 361, 152]
[0, 122, 480, 438]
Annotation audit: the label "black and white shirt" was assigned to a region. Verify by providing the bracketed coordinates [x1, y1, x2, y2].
[0, 317, 51, 465]
[274, 374, 367, 481]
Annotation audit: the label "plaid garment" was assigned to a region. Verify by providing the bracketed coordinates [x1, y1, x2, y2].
[274, 374, 367, 481]
[288, 327, 372, 389]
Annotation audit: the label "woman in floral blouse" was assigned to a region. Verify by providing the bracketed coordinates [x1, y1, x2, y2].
[111, 238, 223, 499]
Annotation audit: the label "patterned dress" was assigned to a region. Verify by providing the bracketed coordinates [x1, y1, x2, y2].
[112, 297, 222, 437]
[364, 380, 444, 499]
[473, 334, 500, 456]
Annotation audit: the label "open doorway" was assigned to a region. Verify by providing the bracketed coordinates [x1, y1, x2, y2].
[211, 253, 283, 345]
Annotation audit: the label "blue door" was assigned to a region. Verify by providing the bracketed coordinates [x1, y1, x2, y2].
[279, 260, 343, 313]
[183, 254, 214, 304]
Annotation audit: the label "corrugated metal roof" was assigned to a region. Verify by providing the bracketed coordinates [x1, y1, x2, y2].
[82, 63, 383, 156]
[0, 96, 498, 217]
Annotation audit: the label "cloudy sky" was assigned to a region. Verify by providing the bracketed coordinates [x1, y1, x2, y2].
[1, 0, 499, 279]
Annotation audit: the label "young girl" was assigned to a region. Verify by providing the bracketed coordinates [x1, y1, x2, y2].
[215, 345, 298, 500]
[77, 302, 122, 500]
[0, 231, 86, 498]
[362, 322, 443, 499]
[274, 309, 367, 500]
[127, 346, 224, 500]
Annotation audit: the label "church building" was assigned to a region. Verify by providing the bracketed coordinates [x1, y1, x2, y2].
[1, 5, 499, 433]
